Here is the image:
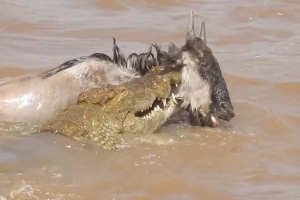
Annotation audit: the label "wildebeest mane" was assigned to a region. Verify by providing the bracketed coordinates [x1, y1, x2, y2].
[126, 53, 138, 70]
[133, 46, 158, 75]
[151, 43, 180, 68]
[112, 37, 127, 67]
[112, 38, 159, 76]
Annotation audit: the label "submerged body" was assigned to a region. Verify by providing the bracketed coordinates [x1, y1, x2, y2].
[0, 55, 140, 123]
[37, 66, 182, 150]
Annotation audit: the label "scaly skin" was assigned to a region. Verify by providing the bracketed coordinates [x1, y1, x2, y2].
[38, 66, 182, 150]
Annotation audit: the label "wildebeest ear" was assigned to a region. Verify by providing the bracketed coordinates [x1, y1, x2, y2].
[168, 42, 179, 54]
[199, 21, 206, 45]
[186, 10, 196, 41]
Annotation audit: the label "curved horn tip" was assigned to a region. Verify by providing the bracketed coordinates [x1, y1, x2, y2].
[200, 20, 206, 44]
[201, 20, 205, 27]
[148, 45, 153, 53]
[201, 21, 206, 30]
[189, 10, 194, 26]
[186, 10, 196, 40]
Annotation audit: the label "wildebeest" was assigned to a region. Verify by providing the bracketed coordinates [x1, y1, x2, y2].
[150, 11, 235, 127]
[0, 10, 234, 127]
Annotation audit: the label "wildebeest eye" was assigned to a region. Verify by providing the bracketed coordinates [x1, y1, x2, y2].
[200, 61, 209, 69]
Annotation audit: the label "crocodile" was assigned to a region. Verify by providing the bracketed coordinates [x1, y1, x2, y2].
[37, 65, 182, 150]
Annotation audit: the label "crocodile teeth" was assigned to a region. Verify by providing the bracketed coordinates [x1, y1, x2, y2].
[161, 99, 166, 107]
[171, 93, 178, 104]
[171, 93, 176, 101]
[154, 107, 158, 111]
[175, 84, 178, 87]
[156, 105, 161, 110]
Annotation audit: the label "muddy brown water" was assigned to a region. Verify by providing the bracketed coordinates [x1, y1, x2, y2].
[0, 0, 300, 199]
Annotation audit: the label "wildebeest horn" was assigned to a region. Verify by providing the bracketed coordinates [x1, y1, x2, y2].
[200, 21, 206, 44]
[186, 10, 196, 41]
[168, 42, 179, 54]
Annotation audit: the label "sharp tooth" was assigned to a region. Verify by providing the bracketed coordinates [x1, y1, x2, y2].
[171, 93, 176, 101]
[175, 84, 178, 87]
[162, 99, 166, 107]
[154, 107, 158, 111]
[171, 93, 178, 104]
[156, 105, 160, 110]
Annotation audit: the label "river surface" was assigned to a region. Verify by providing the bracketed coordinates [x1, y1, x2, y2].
[0, 0, 300, 199]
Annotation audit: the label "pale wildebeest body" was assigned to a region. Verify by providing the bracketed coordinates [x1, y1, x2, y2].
[0, 54, 140, 123]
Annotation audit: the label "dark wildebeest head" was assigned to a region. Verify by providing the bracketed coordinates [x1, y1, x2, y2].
[152, 10, 235, 127]
[112, 38, 158, 76]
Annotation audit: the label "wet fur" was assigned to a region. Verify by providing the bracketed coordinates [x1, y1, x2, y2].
[151, 43, 212, 113]
[151, 41, 234, 126]
[112, 38, 158, 76]
[112, 38, 127, 68]
[0, 55, 141, 123]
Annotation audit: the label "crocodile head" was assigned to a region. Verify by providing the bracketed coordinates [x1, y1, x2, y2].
[38, 65, 182, 150]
